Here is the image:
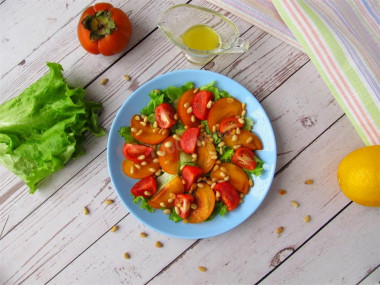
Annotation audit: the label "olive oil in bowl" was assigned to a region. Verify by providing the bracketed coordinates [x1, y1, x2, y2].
[181, 24, 220, 51]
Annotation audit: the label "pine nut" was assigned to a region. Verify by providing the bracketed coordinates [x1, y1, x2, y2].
[220, 167, 227, 172]
[192, 153, 197, 158]
[242, 103, 246, 109]
[233, 145, 241, 150]
[135, 115, 140, 121]
[173, 134, 181, 141]
[174, 113, 178, 120]
[197, 183, 204, 188]
[140, 232, 147, 238]
[249, 179, 253, 187]
[157, 151, 166, 156]
[168, 198, 173, 203]
[202, 141, 206, 146]
[198, 266, 207, 272]
[110, 225, 118, 232]
[212, 125, 217, 133]
[232, 134, 238, 142]
[238, 118, 245, 124]
[100, 78, 108, 85]
[174, 206, 180, 215]
[218, 142, 225, 147]
[124, 75, 131, 81]
[138, 155, 146, 160]
[194, 88, 199, 93]
[164, 141, 173, 148]
[246, 137, 253, 144]
[236, 127, 241, 135]
[276, 227, 284, 235]
[153, 121, 158, 128]
[136, 129, 143, 136]
[241, 110, 247, 117]
[184, 102, 190, 108]
[215, 191, 221, 198]
[169, 193, 176, 199]
[104, 199, 114, 205]
[123, 252, 130, 259]
[153, 158, 159, 163]
[140, 121, 146, 126]
[211, 155, 218, 159]
[213, 165, 219, 171]
[155, 241, 163, 248]
[191, 115, 196, 122]
[140, 161, 147, 166]
[227, 97, 234, 103]
[144, 190, 152, 196]
[207, 100, 213, 108]
[239, 193, 245, 199]
[291, 201, 299, 208]
[224, 176, 230, 181]
[143, 116, 148, 122]
[211, 182, 216, 189]
[160, 202, 166, 208]
[130, 167, 134, 174]
[304, 215, 311, 223]
[187, 106, 193, 114]
[163, 209, 171, 214]
[83, 207, 89, 215]
[219, 172, 226, 177]
[149, 168, 156, 173]
[155, 169, 162, 176]
[161, 129, 168, 135]
[305, 179, 314, 184]
[152, 128, 158, 133]
[131, 127, 137, 132]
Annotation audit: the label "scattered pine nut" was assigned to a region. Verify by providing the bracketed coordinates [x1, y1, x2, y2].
[131, 127, 137, 132]
[187, 106, 193, 114]
[238, 118, 245, 124]
[140, 121, 147, 127]
[249, 179, 253, 187]
[169, 193, 176, 199]
[83, 207, 89, 215]
[173, 134, 181, 141]
[184, 102, 190, 108]
[232, 134, 238, 142]
[304, 215, 311, 223]
[104, 199, 114, 205]
[154, 89, 160, 93]
[110, 225, 119, 232]
[157, 151, 166, 156]
[198, 266, 207, 272]
[124, 75, 131, 81]
[100, 78, 108, 85]
[138, 155, 146, 160]
[140, 161, 147, 166]
[207, 100, 213, 108]
[236, 127, 241, 135]
[246, 137, 253, 144]
[140, 232, 148, 238]
[305, 179, 314, 185]
[136, 129, 143, 136]
[191, 115, 196, 122]
[242, 103, 246, 109]
[144, 190, 152, 196]
[160, 202, 166, 208]
[123, 252, 130, 259]
[164, 141, 173, 148]
[155, 241, 163, 248]
[135, 115, 140, 121]
[276, 227, 284, 235]
[227, 97, 234, 103]
[241, 110, 247, 117]
[149, 168, 156, 173]
[197, 183, 204, 188]
[174, 113, 178, 120]
[291, 201, 299, 208]
[194, 88, 200, 93]
[153, 158, 159, 163]
[215, 191, 221, 198]
[163, 209, 171, 214]
[278, 189, 287, 195]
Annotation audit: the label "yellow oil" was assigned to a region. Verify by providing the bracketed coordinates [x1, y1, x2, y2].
[181, 24, 220, 51]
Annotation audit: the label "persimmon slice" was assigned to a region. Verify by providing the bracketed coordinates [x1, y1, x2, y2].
[158, 136, 180, 174]
[122, 158, 160, 179]
[223, 130, 263, 150]
[208, 97, 242, 132]
[187, 183, 215, 223]
[130, 114, 169, 144]
[148, 176, 184, 209]
[176, 89, 199, 127]
[210, 162, 249, 194]
[196, 135, 217, 173]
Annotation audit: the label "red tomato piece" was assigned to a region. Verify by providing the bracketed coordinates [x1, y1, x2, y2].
[181, 165, 203, 191]
[232, 147, 257, 170]
[122, 143, 152, 162]
[180, 127, 200, 154]
[214, 182, 240, 211]
[192, 90, 214, 120]
[174, 194, 195, 219]
[219, 116, 244, 134]
[131, 176, 157, 198]
[155, 103, 177, 129]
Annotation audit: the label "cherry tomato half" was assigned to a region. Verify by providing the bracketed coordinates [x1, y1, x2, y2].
[180, 127, 200, 154]
[122, 143, 152, 162]
[174, 194, 195, 219]
[155, 103, 177, 129]
[78, 3, 132, 56]
[214, 182, 240, 211]
[181, 165, 203, 191]
[232, 147, 257, 170]
[131, 176, 157, 198]
[219, 116, 244, 134]
[192, 90, 214, 120]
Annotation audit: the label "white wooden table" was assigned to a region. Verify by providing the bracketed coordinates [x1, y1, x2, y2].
[1, 1, 379, 284]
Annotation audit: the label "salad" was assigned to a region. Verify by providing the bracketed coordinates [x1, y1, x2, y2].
[118, 82, 264, 223]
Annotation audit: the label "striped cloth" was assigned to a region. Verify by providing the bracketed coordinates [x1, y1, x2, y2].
[206, 0, 302, 49]
[272, 0, 380, 145]
[207, 0, 380, 145]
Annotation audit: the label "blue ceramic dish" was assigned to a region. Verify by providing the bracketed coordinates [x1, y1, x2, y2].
[107, 70, 276, 239]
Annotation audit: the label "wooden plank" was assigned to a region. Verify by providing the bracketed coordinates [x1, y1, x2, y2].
[3, 61, 346, 284]
[261, 204, 380, 285]
[145, 118, 365, 285]
[0, 5, 307, 239]
[359, 267, 380, 285]
[0, 0, 93, 77]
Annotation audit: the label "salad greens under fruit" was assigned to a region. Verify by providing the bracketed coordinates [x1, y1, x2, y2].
[119, 81, 264, 223]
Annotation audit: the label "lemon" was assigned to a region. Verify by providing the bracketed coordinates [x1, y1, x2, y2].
[337, 145, 380, 207]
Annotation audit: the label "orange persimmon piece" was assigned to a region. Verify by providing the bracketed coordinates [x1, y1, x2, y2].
[158, 136, 180, 174]
[208, 97, 242, 131]
[148, 176, 184, 209]
[130, 114, 169, 144]
[187, 183, 215, 223]
[122, 158, 160, 179]
[196, 135, 217, 173]
[210, 162, 249, 194]
[223, 130, 263, 150]
[176, 89, 199, 127]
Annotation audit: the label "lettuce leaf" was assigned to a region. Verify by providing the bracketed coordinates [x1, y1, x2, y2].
[200, 81, 231, 101]
[0, 62, 104, 193]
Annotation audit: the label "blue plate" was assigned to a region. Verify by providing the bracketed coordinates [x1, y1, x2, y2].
[107, 70, 276, 239]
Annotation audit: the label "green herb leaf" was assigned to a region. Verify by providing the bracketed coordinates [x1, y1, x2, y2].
[132, 195, 155, 213]
[169, 211, 183, 223]
[244, 156, 265, 178]
[220, 147, 234, 162]
[206, 201, 228, 221]
[243, 117, 254, 131]
[200, 81, 231, 101]
[201, 120, 221, 144]
[118, 126, 137, 143]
